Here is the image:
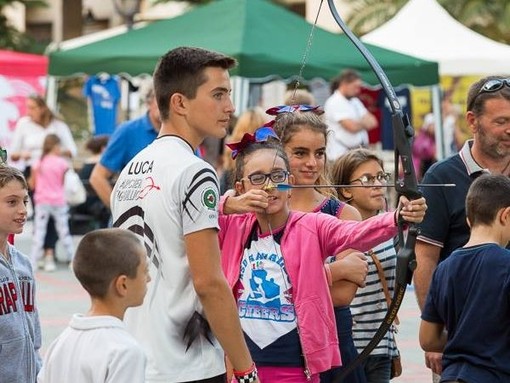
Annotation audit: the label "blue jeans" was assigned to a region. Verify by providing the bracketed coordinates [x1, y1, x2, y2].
[363, 355, 391, 383]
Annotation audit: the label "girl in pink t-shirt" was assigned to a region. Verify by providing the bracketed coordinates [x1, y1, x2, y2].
[29, 134, 74, 271]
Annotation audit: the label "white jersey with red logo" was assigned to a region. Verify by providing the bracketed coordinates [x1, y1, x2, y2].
[111, 135, 223, 382]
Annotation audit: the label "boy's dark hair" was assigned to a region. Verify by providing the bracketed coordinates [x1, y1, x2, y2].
[0, 166, 28, 190]
[153, 46, 237, 121]
[233, 141, 289, 183]
[466, 75, 510, 115]
[73, 228, 144, 298]
[466, 174, 510, 227]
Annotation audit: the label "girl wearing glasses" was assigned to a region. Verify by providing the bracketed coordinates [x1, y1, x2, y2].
[220, 134, 426, 383]
[272, 110, 368, 383]
[331, 149, 400, 383]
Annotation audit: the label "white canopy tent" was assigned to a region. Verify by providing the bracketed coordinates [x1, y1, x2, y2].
[361, 0, 510, 158]
[361, 0, 510, 76]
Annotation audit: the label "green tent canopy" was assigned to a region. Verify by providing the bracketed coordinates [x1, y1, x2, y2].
[48, 0, 439, 86]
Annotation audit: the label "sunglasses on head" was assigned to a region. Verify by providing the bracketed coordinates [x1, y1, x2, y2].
[265, 104, 323, 116]
[226, 126, 280, 159]
[253, 126, 279, 141]
[468, 78, 510, 111]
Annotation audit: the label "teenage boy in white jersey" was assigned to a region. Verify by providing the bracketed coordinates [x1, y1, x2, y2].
[111, 47, 259, 383]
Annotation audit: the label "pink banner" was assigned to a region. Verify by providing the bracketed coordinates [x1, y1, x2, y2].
[0, 50, 48, 149]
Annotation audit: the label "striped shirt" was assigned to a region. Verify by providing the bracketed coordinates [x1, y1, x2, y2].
[350, 239, 399, 357]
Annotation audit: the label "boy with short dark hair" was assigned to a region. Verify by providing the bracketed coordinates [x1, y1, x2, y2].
[38, 228, 150, 383]
[420, 174, 510, 382]
[111, 47, 258, 382]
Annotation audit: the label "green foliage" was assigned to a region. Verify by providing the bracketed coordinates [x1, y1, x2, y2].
[445, 0, 510, 44]
[344, 0, 510, 44]
[0, 13, 31, 49]
[0, 0, 47, 51]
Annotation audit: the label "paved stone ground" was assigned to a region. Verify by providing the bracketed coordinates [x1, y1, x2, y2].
[15, 221, 432, 382]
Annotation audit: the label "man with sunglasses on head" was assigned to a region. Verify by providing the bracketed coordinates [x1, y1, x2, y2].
[414, 76, 510, 382]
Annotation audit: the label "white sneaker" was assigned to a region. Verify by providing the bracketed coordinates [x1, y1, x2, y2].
[44, 258, 57, 272]
[37, 259, 45, 270]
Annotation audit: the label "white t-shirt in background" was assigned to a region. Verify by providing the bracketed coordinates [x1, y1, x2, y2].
[324, 90, 369, 161]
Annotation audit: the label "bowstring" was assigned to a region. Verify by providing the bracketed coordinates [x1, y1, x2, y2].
[269, 0, 324, 173]
[266, 0, 326, 303]
[288, 0, 324, 104]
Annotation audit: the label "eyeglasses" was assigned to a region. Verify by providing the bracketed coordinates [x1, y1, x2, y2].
[468, 78, 510, 111]
[350, 172, 391, 186]
[244, 170, 289, 185]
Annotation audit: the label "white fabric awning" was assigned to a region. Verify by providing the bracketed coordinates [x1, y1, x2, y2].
[361, 0, 510, 76]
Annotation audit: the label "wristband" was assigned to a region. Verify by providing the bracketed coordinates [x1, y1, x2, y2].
[233, 362, 258, 383]
[324, 263, 333, 286]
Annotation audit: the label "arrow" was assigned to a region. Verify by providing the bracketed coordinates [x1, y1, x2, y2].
[273, 183, 456, 191]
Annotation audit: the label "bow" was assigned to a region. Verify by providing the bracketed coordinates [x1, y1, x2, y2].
[324, 1, 422, 380]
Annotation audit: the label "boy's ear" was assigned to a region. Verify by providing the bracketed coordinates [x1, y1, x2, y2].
[113, 275, 129, 298]
[169, 93, 187, 116]
[500, 206, 510, 226]
[288, 174, 295, 185]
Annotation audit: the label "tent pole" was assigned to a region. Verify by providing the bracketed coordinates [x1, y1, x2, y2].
[46, 76, 58, 112]
[232, 76, 249, 115]
[431, 84, 444, 160]
[126, 78, 131, 120]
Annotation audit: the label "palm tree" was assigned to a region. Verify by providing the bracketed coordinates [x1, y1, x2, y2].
[344, 0, 510, 44]
[344, 0, 406, 36]
[447, 0, 510, 43]
[0, 0, 46, 50]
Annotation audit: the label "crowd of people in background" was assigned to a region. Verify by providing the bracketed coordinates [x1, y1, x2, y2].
[1, 46, 509, 383]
